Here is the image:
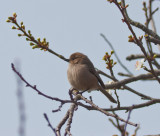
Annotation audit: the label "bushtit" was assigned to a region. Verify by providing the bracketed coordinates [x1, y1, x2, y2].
[67, 52, 117, 103]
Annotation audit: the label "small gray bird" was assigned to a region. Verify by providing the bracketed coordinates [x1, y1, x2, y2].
[67, 52, 117, 103]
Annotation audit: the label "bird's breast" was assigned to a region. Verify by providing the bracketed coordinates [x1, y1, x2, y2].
[67, 64, 99, 91]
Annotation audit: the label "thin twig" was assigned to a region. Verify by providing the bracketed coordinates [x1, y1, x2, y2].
[100, 33, 133, 75]
[105, 70, 160, 89]
[124, 108, 133, 135]
[11, 63, 93, 113]
[134, 125, 140, 136]
[120, 0, 160, 40]
[52, 102, 64, 113]
[98, 69, 153, 100]
[117, 0, 160, 83]
[114, 90, 120, 107]
[64, 103, 77, 136]
[146, 36, 160, 45]
[44, 113, 57, 136]
[103, 99, 160, 111]
[11, 63, 74, 104]
[126, 54, 160, 61]
[56, 111, 69, 136]
[79, 94, 137, 127]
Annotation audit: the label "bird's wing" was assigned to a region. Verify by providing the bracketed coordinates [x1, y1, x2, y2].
[86, 58, 106, 89]
[86, 58, 117, 103]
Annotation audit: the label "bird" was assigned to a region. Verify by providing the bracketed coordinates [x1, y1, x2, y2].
[67, 52, 117, 103]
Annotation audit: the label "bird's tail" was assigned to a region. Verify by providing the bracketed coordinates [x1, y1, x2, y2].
[99, 87, 117, 103]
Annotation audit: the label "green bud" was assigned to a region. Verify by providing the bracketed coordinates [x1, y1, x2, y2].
[111, 50, 114, 54]
[114, 62, 117, 65]
[37, 38, 40, 42]
[102, 56, 106, 61]
[118, 1, 121, 5]
[18, 34, 22, 37]
[21, 25, 25, 30]
[32, 45, 38, 49]
[110, 59, 113, 64]
[21, 22, 23, 25]
[30, 42, 34, 46]
[28, 30, 31, 34]
[26, 38, 29, 41]
[42, 38, 46, 43]
[153, 54, 157, 58]
[144, 34, 148, 37]
[13, 12, 17, 18]
[12, 26, 16, 29]
[8, 17, 14, 20]
[6, 19, 11, 23]
[128, 35, 132, 38]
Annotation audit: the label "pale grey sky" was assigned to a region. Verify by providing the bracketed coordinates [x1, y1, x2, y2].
[1, 0, 160, 136]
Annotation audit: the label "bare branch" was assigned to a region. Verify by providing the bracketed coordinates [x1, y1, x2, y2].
[11, 63, 73, 104]
[103, 99, 160, 111]
[79, 94, 137, 127]
[121, 0, 160, 40]
[56, 111, 69, 136]
[116, 0, 160, 83]
[146, 36, 160, 45]
[98, 69, 153, 100]
[64, 102, 77, 136]
[126, 54, 160, 61]
[124, 108, 133, 135]
[105, 70, 160, 89]
[44, 113, 57, 136]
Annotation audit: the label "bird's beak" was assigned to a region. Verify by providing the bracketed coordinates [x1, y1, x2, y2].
[66, 58, 70, 62]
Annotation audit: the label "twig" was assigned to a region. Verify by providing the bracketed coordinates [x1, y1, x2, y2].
[120, 0, 160, 40]
[44, 113, 57, 136]
[64, 103, 77, 136]
[52, 102, 64, 112]
[56, 111, 70, 136]
[134, 125, 140, 136]
[64, 94, 80, 136]
[103, 99, 160, 111]
[149, 0, 158, 33]
[12, 63, 160, 132]
[124, 108, 133, 135]
[111, 108, 124, 134]
[105, 70, 160, 89]
[100, 33, 133, 75]
[116, 0, 160, 83]
[56, 95, 80, 136]
[114, 90, 120, 107]
[123, 86, 152, 100]
[11, 63, 74, 104]
[146, 36, 160, 45]
[142, 1, 160, 70]
[126, 54, 160, 61]
[98, 69, 153, 100]
[79, 94, 137, 127]
[7, 14, 69, 62]
[118, 72, 133, 77]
